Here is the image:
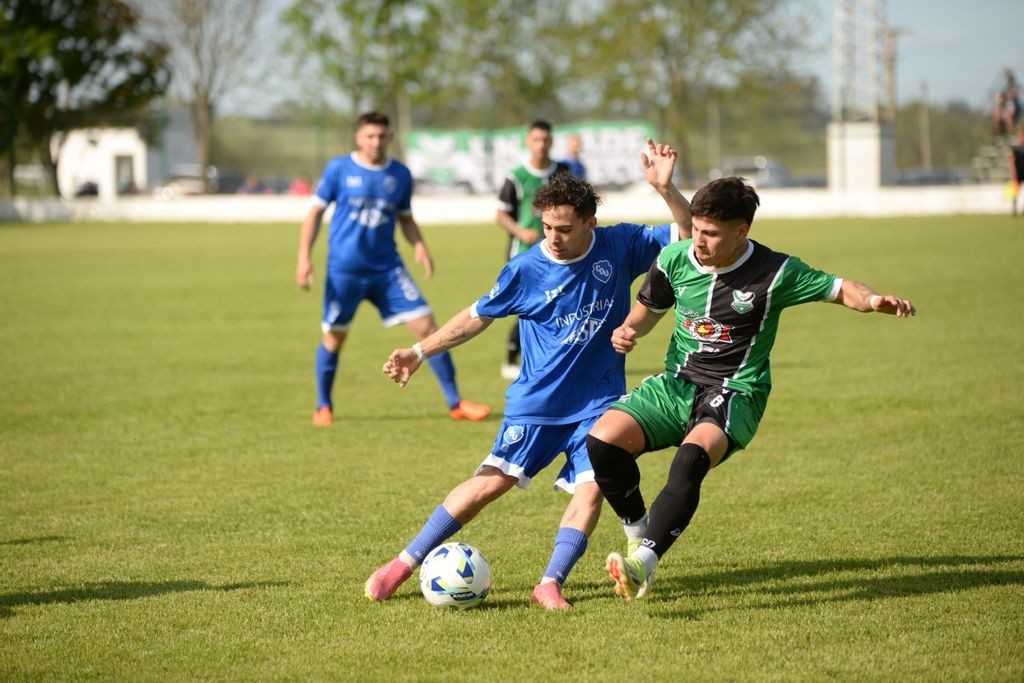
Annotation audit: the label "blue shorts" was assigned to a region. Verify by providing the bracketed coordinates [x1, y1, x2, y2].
[476, 417, 599, 494]
[321, 265, 432, 332]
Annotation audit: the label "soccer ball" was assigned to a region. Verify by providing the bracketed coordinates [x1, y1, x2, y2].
[419, 542, 492, 609]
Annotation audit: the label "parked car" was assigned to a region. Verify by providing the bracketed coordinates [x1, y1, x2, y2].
[153, 164, 220, 199]
[710, 156, 792, 188]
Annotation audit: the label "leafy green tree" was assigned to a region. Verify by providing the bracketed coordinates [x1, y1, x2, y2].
[0, 0, 168, 195]
[555, 0, 812, 179]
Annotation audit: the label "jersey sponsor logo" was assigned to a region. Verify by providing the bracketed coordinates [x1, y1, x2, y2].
[683, 316, 734, 343]
[347, 198, 389, 229]
[489, 282, 500, 299]
[676, 286, 687, 297]
[500, 425, 525, 451]
[679, 305, 701, 317]
[562, 317, 604, 346]
[383, 175, 398, 194]
[731, 290, 755, 314]
[555, 298, 613, 328]
[592, 259, 612, 283]
[345, 175, 363, 187]
[544, 284, 565, 303]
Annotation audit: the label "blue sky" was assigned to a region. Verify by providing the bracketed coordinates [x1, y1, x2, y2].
[807, 0, 1024, 107]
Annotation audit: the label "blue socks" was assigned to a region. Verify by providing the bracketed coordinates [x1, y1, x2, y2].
[315, 344, 339, 409]
[426, 351, 460, 409]
[542, 527, 589, 584]
[403, 505, 463, 564]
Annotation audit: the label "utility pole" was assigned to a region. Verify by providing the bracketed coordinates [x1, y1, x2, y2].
[882, 27, 908, 123]
[919, 81, 931, 171]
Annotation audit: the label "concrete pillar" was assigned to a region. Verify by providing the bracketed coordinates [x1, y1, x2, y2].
[827, 121, 896, 191]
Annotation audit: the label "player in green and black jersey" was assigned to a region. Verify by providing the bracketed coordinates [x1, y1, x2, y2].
[496, 120, 571, 378]
[586, 177, 917, 601]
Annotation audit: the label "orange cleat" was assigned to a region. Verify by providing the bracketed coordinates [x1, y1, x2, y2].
[312, 406, 333, 427]
[449, 400, 491, 422]
[531, 581, 571, 610]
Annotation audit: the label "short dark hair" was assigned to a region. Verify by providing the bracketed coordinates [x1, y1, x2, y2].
[690, 177, 760, 225]
[356, 111, 390, 130]
[533, 171, 601, 219]
[529, 119, 553, 133]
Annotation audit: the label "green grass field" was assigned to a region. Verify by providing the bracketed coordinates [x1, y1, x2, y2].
[1, 215, 1022, 681]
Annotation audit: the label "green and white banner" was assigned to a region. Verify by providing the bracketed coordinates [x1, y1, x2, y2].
[405, 120, 656, 194]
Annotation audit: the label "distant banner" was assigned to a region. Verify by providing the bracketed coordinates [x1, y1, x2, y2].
[405, 120, 656, 194]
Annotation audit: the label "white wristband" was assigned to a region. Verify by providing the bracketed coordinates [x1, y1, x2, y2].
[412, 342, 426, 361]
[868, 294, 881, 310]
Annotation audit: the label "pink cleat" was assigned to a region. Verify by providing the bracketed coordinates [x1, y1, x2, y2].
[364, 557, 414, 602]
[530, 581, 571, 610]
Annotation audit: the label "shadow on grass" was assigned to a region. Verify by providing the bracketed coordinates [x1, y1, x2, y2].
[645, 554, 1024, 618]
[1, 535, 71, 546]
[0, 580, 289, 618]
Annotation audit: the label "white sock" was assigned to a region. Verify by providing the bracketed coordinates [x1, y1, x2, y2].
[622, 514, 649, 541]
[398, 550, 419, 569]
[634, 546, 658, 576]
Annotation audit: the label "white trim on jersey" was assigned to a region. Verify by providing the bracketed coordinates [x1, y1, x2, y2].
[539, 232, 595, 264]
[381, 304, 432, 328]
[476, 454, 531, 488]
[827, 277, 844, 301]
[348, 152, 392, 172]
[311, 194, 329, 209]
[687, 239, 755, 275]
[724, 256, 789, 389]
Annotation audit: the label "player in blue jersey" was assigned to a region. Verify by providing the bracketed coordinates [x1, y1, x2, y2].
[364, 140, 693, 609]
[295, 111, 490, 426]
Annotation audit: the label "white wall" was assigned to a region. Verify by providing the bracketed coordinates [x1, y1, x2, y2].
[1, 184, 1013, 224]
[55, 128, 149, 201]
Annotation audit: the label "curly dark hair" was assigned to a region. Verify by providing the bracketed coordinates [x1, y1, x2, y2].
[690, 177, 760, 225]
[532, 171, 602, 219]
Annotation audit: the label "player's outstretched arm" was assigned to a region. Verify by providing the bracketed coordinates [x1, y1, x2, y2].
[833, 279, 917, 317]
[398, 214, 434, 279]
[296, 205, 326, 289]
[641, 137, 692, 239]
[611, 301, 667, 354]
[383, 307, 494, 387]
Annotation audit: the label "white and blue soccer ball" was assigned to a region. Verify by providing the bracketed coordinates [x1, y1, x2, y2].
[419, 542, 492, 609]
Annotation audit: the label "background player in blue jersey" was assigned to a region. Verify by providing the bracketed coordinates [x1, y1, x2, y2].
[295, 111, 490, 426]
[364, 140, 693, 609]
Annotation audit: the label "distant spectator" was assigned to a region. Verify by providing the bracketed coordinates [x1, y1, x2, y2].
[74, 181, 98, 197]
[562, 134, 587, 180]
[993, 70, 1021, 137]
[236, 173, 267, 195]
[1010, 127, 1024, 216]
[289, 174, 313, 195]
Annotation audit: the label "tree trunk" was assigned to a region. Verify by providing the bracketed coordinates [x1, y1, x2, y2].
[40, 137, 59, 197]
[192, 93, 213, 193]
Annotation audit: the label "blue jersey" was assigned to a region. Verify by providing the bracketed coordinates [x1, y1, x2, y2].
[314, 153, 414, 274]
[472, 223, 678, 424]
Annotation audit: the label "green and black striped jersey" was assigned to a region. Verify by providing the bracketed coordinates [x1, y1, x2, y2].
[638, 239, 841, 394]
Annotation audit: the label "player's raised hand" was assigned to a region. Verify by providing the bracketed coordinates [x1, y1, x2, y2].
[296, 260, 315, 290]
[870, 294, 917, 318]
[641, 138, 677, 192]
[611, 324, 639, 354]
[383, 347, 422, 387]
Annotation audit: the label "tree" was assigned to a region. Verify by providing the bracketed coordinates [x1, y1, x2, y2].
[133, 0, 268, 192]
[0, 0, 168, 195]
[559, 0, 812, 180]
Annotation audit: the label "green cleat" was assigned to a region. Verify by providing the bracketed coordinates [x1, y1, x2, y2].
[625, 540, 655, 598]
[605, 551, 649, 601]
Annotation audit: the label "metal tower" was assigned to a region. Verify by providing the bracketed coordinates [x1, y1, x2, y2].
[832, 0, 888, 122]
